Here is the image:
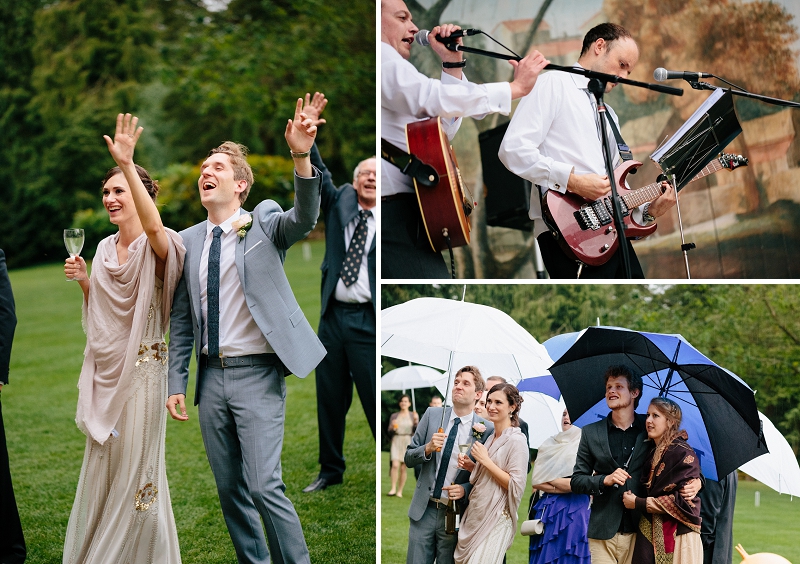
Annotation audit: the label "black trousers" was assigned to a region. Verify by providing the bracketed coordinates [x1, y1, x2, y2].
[0, 399, 26, 564]
[315, 301, 376, 481]
[381, 196, 449, 279]
[537, 232, 645, 279]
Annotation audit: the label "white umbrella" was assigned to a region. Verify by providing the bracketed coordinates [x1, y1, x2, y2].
[519, 392, 565, 449]
[381, 365, 444, 413]
[740, 411, 800, 497]
[380, 365, 444, 391]
[382, 297, 553, 383]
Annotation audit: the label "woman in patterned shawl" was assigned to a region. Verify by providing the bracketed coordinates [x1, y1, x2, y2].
[623, 397, 702, 564]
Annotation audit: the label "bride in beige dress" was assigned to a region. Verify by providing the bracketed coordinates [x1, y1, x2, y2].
[62, 114, 185, 563]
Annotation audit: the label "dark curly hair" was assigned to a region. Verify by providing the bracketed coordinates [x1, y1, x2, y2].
[102, 164, 159, 201]
[487, 383, 524, 427]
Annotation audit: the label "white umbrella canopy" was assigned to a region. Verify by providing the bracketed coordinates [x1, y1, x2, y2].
[380, 365, 444, 391]
[740, 411, 800, 497]
[381, 297, 553, 383]
[519, 392, 566, 449]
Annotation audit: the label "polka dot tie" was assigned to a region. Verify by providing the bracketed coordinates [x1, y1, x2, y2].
[341, 210, 371, 287]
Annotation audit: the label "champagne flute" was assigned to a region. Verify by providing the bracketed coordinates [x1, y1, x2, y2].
[457, 443, 471, 468]
[64, 228, 85, 281]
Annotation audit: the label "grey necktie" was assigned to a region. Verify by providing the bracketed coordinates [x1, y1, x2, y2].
[432, 417, 461, 500]
[341, 209, 372, 287]
[207, 226, 223, 358]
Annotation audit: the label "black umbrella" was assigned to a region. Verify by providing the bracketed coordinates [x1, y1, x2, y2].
[549, 327, 767, 480]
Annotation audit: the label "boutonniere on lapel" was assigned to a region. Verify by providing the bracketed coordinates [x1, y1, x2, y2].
[231, 213, 253, 242]
[472, 421, 487, 440]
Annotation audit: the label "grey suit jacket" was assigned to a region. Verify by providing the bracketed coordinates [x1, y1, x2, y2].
[168, 171, 327, 405]
[0, 250, 16, 385]
[570, 413, 649, 540]
[404, 406, 493, 522]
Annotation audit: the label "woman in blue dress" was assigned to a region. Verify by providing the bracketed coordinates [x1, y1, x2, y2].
[529, 409, 591, 564]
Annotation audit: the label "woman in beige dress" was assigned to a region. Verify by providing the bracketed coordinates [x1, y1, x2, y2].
[62, 114, 185, 564]
[453, 383, 529, 564]
[387, 394, 418, 497]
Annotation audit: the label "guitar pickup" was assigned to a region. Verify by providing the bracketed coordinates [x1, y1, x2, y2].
[603, 197, 629, 218]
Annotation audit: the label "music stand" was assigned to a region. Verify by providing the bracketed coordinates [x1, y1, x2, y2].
[650, 88, 742, 278]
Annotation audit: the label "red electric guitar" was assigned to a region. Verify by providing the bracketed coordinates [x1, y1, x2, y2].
[542, 153, 748, 266]
[406, 117, 475, 252]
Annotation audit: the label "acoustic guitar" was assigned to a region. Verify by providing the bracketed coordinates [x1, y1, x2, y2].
[406, 117, 475, 252]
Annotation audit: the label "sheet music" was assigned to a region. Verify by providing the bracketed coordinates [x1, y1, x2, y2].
[650, 88, 726, 163]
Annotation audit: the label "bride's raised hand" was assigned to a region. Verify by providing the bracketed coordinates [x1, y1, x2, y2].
[103, 113, 143, 168]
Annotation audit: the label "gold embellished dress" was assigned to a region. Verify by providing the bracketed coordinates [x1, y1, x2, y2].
[64, 231, 184, 564]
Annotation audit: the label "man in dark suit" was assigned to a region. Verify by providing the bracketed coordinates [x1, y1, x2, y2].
[404, 366, 491, 564]
[303, 128, 376, 492]
[0, 249, 26, 564]
[571, 365, 700, 564]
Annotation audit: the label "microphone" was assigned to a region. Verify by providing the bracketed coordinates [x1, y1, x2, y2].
[653, 68, 712, 82]
[414, 28, 481, 47]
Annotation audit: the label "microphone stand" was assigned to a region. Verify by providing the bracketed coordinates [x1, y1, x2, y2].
[445, 41, 683, 278]
[687, 79, 800, 109]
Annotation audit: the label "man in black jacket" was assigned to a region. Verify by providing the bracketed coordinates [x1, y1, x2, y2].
[302, 94, 377, 492]
[0, 249, 26, 563]
[571, 365, 699, 564]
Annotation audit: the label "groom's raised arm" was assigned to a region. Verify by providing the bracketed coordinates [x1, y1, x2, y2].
[167, 271, 194, 420]
[260, 98, 323, 250]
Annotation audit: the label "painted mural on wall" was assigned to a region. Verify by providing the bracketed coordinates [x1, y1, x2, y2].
[408, 0, 800, 278]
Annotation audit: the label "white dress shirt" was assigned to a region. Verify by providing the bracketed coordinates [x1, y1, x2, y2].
[499, 64, 644, 238]
[427, 410, 475, 500]
[381, 41, 512, 196]
[333, 203, 375, 304]
[199, 208, 274, 356]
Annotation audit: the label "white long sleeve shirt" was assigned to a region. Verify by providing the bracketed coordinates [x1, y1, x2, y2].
[381, 41, 512, 196]
[499, 64, 643, 237]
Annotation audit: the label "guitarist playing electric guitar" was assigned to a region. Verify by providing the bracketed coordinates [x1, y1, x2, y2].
[381, 0, 549, 279]
[500, 22, 677, 279]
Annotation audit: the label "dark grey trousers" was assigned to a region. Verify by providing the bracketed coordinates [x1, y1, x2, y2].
[406, 501, 456, 564]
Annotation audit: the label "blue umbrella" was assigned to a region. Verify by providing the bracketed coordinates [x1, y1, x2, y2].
[548, 326, 767, 480]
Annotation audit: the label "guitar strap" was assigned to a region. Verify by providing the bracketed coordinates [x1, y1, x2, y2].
[380, 138, 440, 188]
[606, 113, 634, 162]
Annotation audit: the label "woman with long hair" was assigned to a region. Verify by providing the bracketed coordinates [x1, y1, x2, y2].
[453, 383, 529, 564]
[528, 409, 591, 564]
[387, 394, 418, 497]
[623, 397, 703, 564]
[62, 114, 185, 563]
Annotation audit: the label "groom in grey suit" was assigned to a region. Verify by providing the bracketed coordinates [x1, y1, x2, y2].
[167, 100, 326, 564]
[404, 366, 492, 564]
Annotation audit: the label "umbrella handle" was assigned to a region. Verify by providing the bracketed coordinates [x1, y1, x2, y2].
[436, 427, 444, 452]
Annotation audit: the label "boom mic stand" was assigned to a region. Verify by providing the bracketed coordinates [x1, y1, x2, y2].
[442, 40, 683, 278]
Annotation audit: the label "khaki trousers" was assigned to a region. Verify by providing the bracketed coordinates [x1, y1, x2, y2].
[589, 533, 635, 564]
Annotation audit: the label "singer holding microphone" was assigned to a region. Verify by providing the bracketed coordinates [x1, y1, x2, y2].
[381, 0, 549, 279]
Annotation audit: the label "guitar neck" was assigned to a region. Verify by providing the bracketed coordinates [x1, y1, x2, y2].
[622, 159, 725, 209]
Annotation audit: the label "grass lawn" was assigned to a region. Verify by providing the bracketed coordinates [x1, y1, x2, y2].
[381, 454, 800, 564]
[4, 238, 376, 564]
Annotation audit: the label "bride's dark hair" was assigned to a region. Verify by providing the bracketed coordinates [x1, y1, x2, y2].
[487, 383, 524, 427]
[102, 165, 159, 201]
